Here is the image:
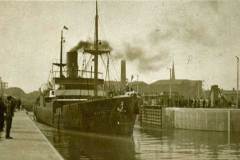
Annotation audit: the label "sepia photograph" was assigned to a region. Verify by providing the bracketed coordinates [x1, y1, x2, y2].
[0, 0, 240, 160]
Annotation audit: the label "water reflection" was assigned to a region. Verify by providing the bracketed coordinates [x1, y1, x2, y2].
[36, 122, 240, 160]
[37, 123, 135, 160]
[63, 133, 135, 160]
[135, 129, 240, 160]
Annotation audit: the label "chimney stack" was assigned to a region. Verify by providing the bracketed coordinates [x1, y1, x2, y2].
[121, 60, 126, 86]
[172, 61, 175, 80]
[67, 51, 78, 78]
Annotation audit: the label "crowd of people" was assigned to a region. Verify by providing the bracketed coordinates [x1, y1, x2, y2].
[0, 95, 21, 139]
[144, 95, 234, 108]
[166, 98, 211, 108]
[144, 96, 214, 108]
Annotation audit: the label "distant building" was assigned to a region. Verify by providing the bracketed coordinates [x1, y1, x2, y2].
[221, 89, 240, 107]
[130, 63, 203, 98]
[0, 77, 8, 96]
[104, 62, 203, 99]
[145, 79, 202, 98]
[203, 86, 239, 108]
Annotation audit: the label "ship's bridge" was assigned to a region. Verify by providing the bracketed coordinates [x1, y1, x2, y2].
[49, 88, 106, 98]
[51, 70, 104, 90]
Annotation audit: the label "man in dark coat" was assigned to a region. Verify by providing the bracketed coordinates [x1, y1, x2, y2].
[5, 96, 15, 139]
[0, 96, 5, 132]
[16, 98, 21, 111]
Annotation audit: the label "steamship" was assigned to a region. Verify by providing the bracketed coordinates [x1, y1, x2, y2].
[34, 1, 139, 136]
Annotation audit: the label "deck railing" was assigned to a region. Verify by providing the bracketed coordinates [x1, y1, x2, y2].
[52, 70, 103, 79]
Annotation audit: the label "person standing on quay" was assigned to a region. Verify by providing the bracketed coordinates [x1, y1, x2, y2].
[0, 96, 5, 132]
[5, 96, 15, 139]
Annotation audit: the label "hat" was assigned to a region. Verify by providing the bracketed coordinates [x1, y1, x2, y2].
[7, 96, 12, 100]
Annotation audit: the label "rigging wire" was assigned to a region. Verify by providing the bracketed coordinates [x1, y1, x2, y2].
[100, 54, 108, 91]
[84, 54, 93, 71]
[81, 53, 86, 76]
[84, 54, 93, 78]
[106, 54, 110, 88]
[100, 55, 107, 77]
[109, 55, 120, 81]
[95, 1, 122, 91]
[109, 55, 130, 90]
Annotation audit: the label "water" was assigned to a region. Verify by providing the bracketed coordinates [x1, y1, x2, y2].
[36, 122, 240, 160]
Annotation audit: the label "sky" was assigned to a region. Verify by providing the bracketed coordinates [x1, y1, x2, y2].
[0, 0, 239, 92]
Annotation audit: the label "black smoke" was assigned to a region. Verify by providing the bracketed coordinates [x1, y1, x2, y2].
[114, 41, 170, 73]
[69, 40, 112, 52]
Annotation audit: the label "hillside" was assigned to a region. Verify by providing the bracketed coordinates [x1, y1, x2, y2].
[4, 87, 39, 105]
[4, 87, 25, 98]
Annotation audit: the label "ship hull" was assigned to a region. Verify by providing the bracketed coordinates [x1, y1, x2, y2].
[34, 96, 139, 137]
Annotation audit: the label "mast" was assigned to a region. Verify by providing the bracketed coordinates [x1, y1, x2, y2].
[58, 26, 68, 78]
[60, 30, 63, 78]
[83, 0, 110, 97]
[94, 0, 99, 97]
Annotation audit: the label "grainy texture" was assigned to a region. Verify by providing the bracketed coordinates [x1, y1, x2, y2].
[0, 112, 64, 160]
